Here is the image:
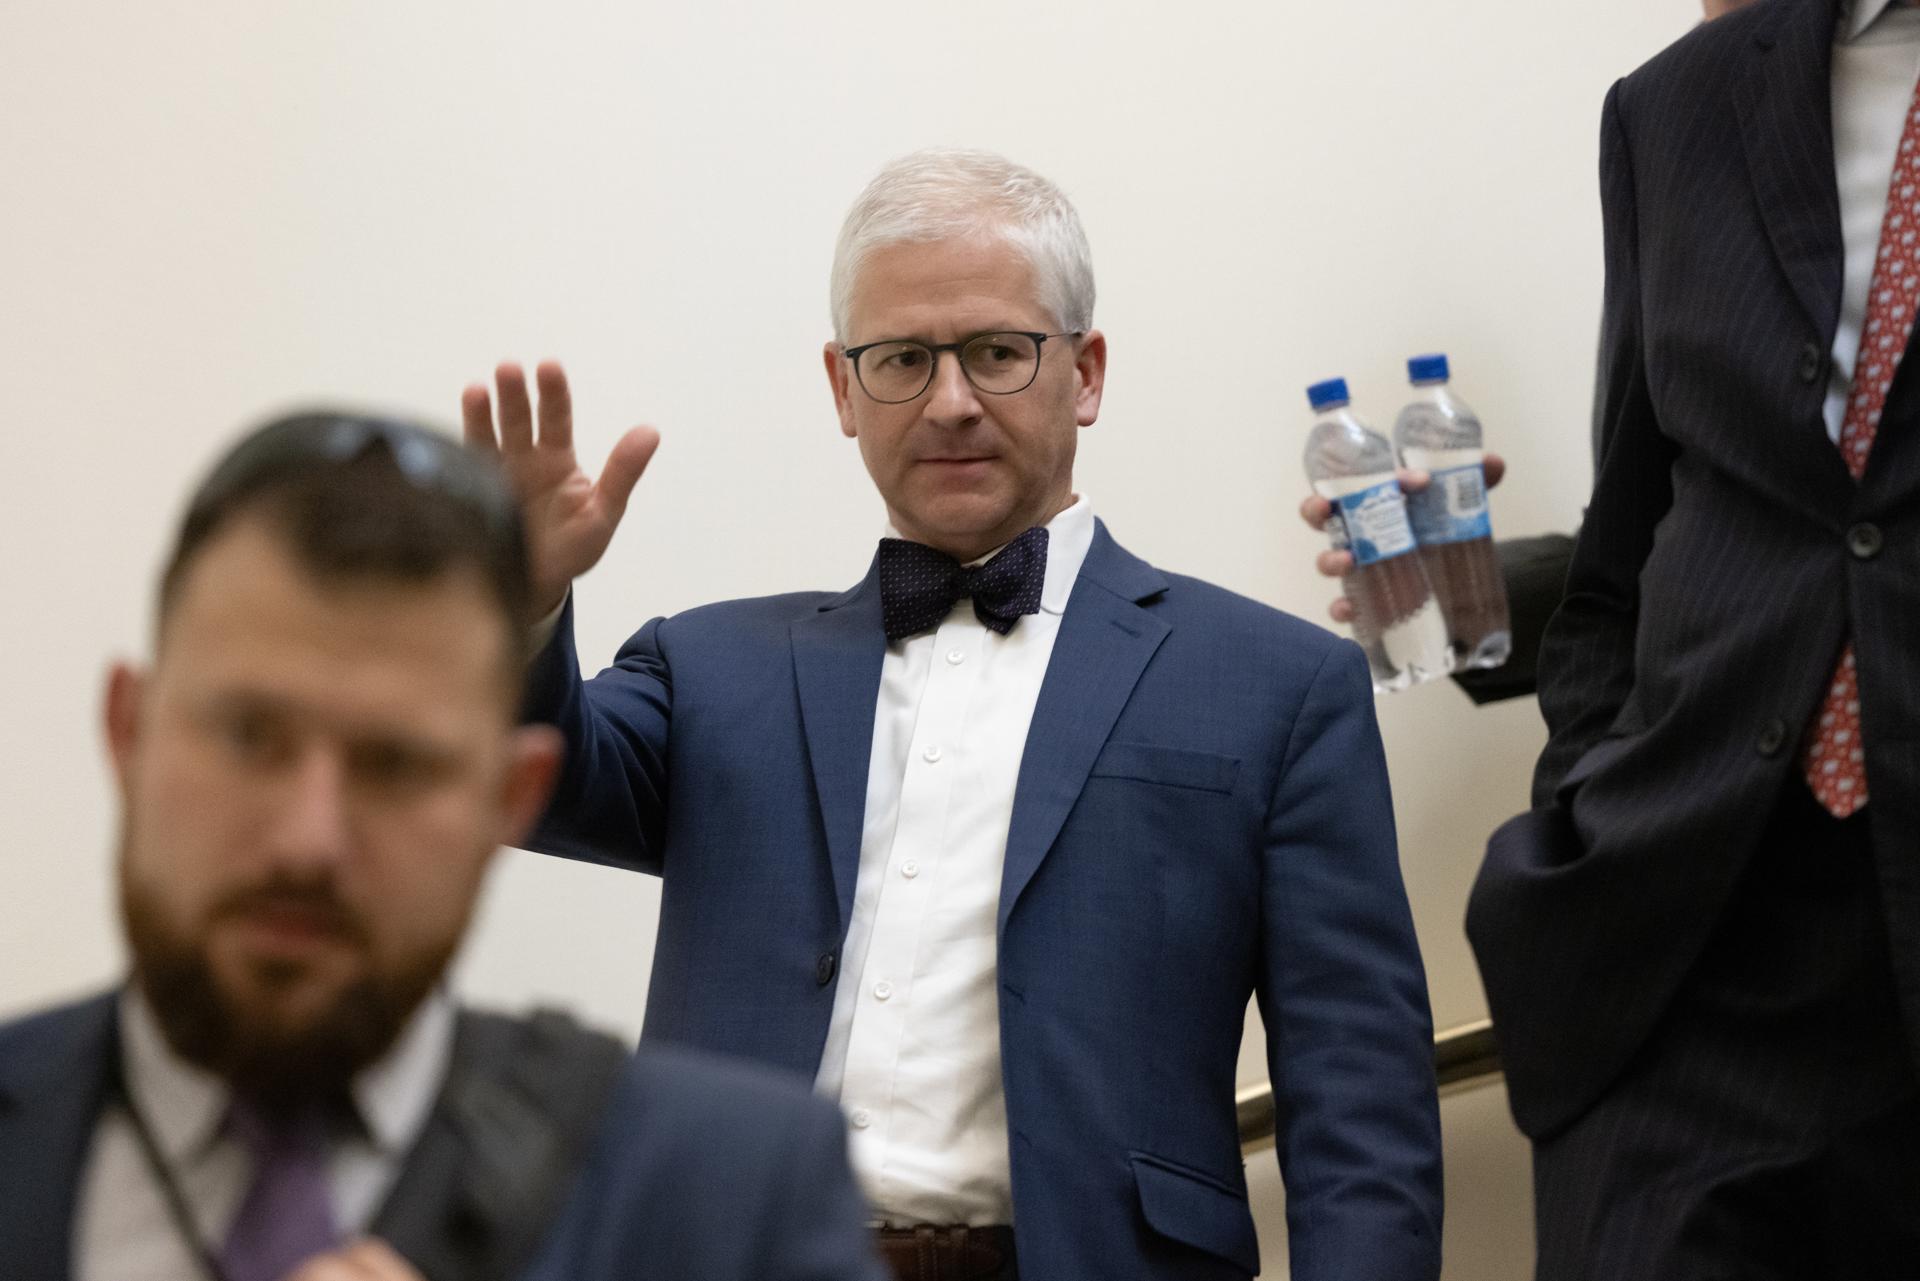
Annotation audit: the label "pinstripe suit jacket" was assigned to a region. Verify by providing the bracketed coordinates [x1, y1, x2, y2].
[1467, 0, 1920, 1141]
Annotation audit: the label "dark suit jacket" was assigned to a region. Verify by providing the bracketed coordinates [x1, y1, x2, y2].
[0, 992, 884, 1281]
[1449, 533, 1577, 705]
[1467, 0, 1920, 1140]
[525, 520, 1443, 1281]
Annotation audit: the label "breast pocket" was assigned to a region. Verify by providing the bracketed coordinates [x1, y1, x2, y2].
[1088, 742, 1240, 795]
[1053, 742, 1249, 967]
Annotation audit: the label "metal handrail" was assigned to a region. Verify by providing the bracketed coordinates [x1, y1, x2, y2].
[1237, 1019, 1501, 1155]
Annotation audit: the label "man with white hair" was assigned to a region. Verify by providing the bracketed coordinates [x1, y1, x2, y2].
[464, 148, 1442, 1281]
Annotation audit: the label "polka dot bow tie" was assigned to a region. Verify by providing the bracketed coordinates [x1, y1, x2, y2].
[877, 526, 1050, 642]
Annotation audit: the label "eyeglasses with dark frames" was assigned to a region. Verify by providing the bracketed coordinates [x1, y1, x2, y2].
[841, 330, 1082, 404]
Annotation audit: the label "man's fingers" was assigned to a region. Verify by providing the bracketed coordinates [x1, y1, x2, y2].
[535, 360, 573, 452]
[1483, 451, 1506, 489]
[494, 363, 535, 453]
[1298, 493, 1332, 531]
[595, 426, 662, 522]
[1395, 467, 1432, 493]
[336, 1239, 422, 1279]
[280, 1249, 370, 1281]
[281, 1239, 424, 1281]
[460, 385, 498, 454]
[1329, 597, 1356, 625]
[1316, 548, 1353, 578]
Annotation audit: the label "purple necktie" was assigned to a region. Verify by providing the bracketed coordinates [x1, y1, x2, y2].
[219, 1098, 339, 1281]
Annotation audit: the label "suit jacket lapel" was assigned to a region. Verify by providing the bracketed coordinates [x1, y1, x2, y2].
[790, 557, 888, 932]
[0, 992, 119, 1281]
[999, 523, 1169, 935]
[373, 1011, 626, 1281]
[1734, 0, 1845, 343]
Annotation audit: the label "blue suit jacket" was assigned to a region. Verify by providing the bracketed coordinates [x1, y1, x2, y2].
[526, 521, 1442, 1280]
[524, 1045, 889, 1281]
[0, 993, 885, 1281]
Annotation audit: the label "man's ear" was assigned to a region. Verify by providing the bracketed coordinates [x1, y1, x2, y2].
[496, 724, 563, 849]
[1073, 329, 1107, 428]
[824, 342, 859, 439]
[103, 662, 147, 799]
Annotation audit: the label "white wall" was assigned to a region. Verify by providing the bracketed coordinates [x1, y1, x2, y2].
[0, 2, 1700, 1275]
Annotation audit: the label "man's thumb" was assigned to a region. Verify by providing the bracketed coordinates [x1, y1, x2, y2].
[598, 426, 661, 518]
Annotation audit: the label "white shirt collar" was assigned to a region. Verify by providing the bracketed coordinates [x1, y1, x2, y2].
[882, 493, 1096, 618]
[1843, 0, 1914, 43]
[351, 990, 456, 1153]
[119, 989, 225, 1164]
[1033, 493, 1094, 616]
[118, 984, 457, 1160]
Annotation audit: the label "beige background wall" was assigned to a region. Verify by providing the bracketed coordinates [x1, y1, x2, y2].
[0, 2, 1702, 1274]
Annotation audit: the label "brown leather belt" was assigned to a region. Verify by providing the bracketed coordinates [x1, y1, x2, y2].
[872, 1225, 1016, 1281]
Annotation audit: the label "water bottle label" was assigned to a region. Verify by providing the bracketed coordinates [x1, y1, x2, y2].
[1406, 463, 1491, 545]
[1333, 479, 1418, 565]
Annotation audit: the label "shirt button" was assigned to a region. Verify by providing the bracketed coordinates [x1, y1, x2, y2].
[923, 745, 943, 763]
[901, 860, 920, 879]
[1849, 523, 1883, 560]
[946, 648, 966, 665]
[873, 981, 893, 1001]
[850, 1108, 872, 1129]
[1798, 341, 1825, 385]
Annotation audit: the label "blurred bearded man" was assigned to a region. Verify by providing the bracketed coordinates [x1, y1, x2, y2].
[0, 413, 884, 1281]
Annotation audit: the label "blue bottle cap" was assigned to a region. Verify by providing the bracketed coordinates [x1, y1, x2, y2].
[1407, 353, 1450, 384]
[1306, 377, 1350, 410]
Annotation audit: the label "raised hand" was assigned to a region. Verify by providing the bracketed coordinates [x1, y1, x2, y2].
[462, 360, 661, 615]
[1299, 453, 1506, 624]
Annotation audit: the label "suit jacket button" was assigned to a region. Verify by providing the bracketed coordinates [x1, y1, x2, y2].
[816, 952, 838, 987]
[1798, 342, 1825, 385]
[1849, 522, 1883, 559]
[1755, 719, 1787, 757]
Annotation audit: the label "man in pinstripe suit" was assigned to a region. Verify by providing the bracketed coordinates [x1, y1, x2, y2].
[1467, 0, 1920, 1274]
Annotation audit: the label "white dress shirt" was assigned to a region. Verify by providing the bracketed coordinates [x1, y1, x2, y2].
[1826, 0, 1920, 441]
[814, 495, 1095, 1228]
[76, 987, 456, 1281]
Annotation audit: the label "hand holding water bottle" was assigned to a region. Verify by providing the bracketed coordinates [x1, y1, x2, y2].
[1299, 458, 1507, 620]
[1301, 377, 1452, 691]
[1297, 359, 1505, 656]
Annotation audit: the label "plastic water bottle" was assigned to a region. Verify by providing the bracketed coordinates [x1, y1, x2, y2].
[1304, 377, 1451, 692]
[1392, 354, 1511, 671]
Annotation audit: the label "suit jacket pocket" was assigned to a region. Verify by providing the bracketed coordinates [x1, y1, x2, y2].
[1553, 730, 1643, 806]
[1090, 742, 1240, 794]
[1128, 1152, 1260, 1275]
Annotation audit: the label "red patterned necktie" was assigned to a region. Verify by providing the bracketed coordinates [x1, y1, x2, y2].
[1799, 74, 1920, 817]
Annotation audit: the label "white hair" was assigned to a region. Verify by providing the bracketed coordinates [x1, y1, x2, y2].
[829, 148, 1096, 343]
